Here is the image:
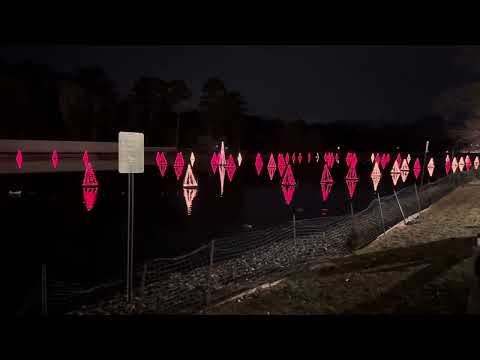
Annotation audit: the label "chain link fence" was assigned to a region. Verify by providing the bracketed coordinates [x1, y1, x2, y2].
[43, 170, 476, 315]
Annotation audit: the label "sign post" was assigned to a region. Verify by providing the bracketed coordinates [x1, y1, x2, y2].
[119, 132, 144, 306]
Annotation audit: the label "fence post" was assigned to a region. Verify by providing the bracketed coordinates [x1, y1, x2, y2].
[414, 182, 422, 213]
[206, 240, 215, 306]
[393, 188, 407, 224]
[42, 263, 47, 317]
[377, 192, 386, 236]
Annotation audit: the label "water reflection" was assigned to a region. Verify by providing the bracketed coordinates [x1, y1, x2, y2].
[83, 187, 98, 212]
[51, 150, 59, 169]
[16, 149, 23, 169]
[183, 188, 198, 215]
[281, 185, 295, 205]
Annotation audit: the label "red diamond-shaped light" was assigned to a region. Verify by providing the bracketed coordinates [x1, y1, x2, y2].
[226, 154, 237, 182]
[156, 152, 168, 177]
[83, 187, 98, 212]
[465, 155, 472, 172]
[267, 153, 276, 180]
[16, 149, 23, 169]
[82, 162, 99, 187]
[51, 150, 59, 169]
[413, 158, 421, 180]
[277, 153, 286, 177]
[282, 165, 296, 186]
[82, 150, 89, 168]
[255, 153, 264, 176]
[174, 152, 185, 180]
[210, 152, 219, 174]
[445, 154, 451, 175]
[281, 185, 295, 205]
[321, 182, 333, 202]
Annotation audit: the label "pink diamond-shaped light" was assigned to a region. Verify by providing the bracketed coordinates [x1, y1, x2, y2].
[459, 157, 465, 172]
[474, 156, 479, 170]
[281, 185, 295, 205]
[226, 154, 237, 182]
[307, 152, 312, 164]
[413, 158, 421, 180]
[371, 162, 382, 192]
[285, 153, 290, 164]
[400, 159, 409, 183]
[277, 153, 286, 177]
[267, 153, 276, 180]
[174, 152, 185, 180]
[82, 150, 89, 168]
[292, 153, 296, 164]
[427, 158, 435, 177]
[320, 163, 333, 184]
[255, 153, 264, 176]
[83, 187, 98, 212]
[51, 150, 59, 169]
[321, 182, 333, 202]
[452, 157, 458, 173]
[298, 153, 303, 164]
[282, 165, 296, 186]
[82, 162, 99, 187]
[16, 149, 23, 169]
[445, 155, 451, 175]
[210, 152, 219, 174]
[390, 161, 401, 186]
[156, 152, 168, 177]
[465, 155, 472, 172]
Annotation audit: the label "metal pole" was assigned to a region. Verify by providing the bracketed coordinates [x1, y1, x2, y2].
[377, 192, 386, 236]
[393, 188, 407, 224]
[126, 174, 131, 304]
[42, 263, 47, 317]
[126, 173, 134, 305]
[414, 182, 422, 213]
[420, 140, 429, 188]
[130, 174, 135, 304]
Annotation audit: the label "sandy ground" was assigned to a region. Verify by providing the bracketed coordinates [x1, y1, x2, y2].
[207, 179, 480, 314]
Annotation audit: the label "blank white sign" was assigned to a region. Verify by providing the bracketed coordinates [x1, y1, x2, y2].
[118, 132, 144, 173]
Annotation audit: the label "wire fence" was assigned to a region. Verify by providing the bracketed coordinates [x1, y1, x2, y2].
[44, 170, 477, 315]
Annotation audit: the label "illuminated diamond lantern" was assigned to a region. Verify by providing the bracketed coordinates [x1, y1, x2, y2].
[371, 153, 375, 163]
[51, 150, 59, 169]
[298, 153, 303, 164]
[315, 152, 320, 163]
[282, 165, 296, 186]
[427, 157, 435, 177]
[156, 152, 168, 177]
[226, 154, 237, 182]
[82, 162, 99, 187]
[390, 160, 401, 186]
[395, 153, 402, 167]
[407, 153, 411, 164]
[413, 158, 421, 180]
[320, 163, 334, 184]
[82, 150, 89, 168]
[371, 162, 382, 192]
[285, 153, 290, 164]
[218, 141, 226, 167]
[237, 152, 243, 166]
[345, 164, 359, 199]
[307, 152, 312, 164]
[83, 187, 98, 212]
[451, 157, 458, 173]
[381, 153, 389, 170]
[474, 156, 479, 170]
[292, 153, 296, 164]
[400, 159, 410, 183]
[210, 152, 219, 175]
[218, 165, 225, 197]
[277, 153, 286, 177]
[16, 149, 23, 169]
[374, 153, 381, 166]
[346, 152, 352, 167]
[183, 164, 198, 188]
[350, 153, 358, 169]
[335, 152, 339, 164]
[445, 154, 451, 175]
[174, 152, 185, 180]
[321, 182, 333, 202]
[190, 152, 195, 167]
[465, 155, 472, 172]
[255, 153, 264, 176]
[281, 185, 295, 205]
[183, 188, 198, 216]
[267, 153, 277, 180]
[459, 157, 465, 172]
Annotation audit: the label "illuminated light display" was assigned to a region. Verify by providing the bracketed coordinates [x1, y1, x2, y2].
[82, 162, 99, 187]
[255, 153, 264, 176]
[210, 152, 219, 174]
[183, 164, 198, 188]
[82, 150, 89, 167]
[190, 152, 195, 167]
[474, 156, 479, 170]
[218, 165, 225, 197]
[277, 153, 286, 177]
[400, 159, 410, 183]
[407, 154, 411, 164]
[285, 153, 290, 164]
[459, 156, 465, 172]
[183, 187, 198, 215]
[83, 187, 98, 212]
[381, 153, 389, 170]
[413, 158, 421, 180]
[174, 152, 185, 180]
[350, 152, 358, 168]
[237, 153, 242, 166]
[16, 149, 23, 169]
[156, 152, 168, 177]
[219, 141, 226, 167]
[346, 152, 352, 167]
[395, 153, 402, 167]
[226, 154, 237, 182]
[298, 153, 303, 164]
[451, 157, 458, 173]
[465, 155, 472, 172]
[375, 153, 381, 165]
[445, 154, 451, 175]
[371, 162, 382, 192]
[51, 150, 59, 169]
[282, 165, 296, 186]
[292, 153, 297, 164]
[320, 163, 334, 184]
[324, 152, 334, 168]
[321, 182, 333, 202]
[371, 153, 375, 163]
[281, 185, 295, 205]
[390, 160, 401, 186]
[345, 164, 359, 199]
[267, 153, 277, 180]
[427, 157, 435, 177]
[315, 152, 320, 163]
[335, 152, 339, 164]
[307, 152, 312, 164]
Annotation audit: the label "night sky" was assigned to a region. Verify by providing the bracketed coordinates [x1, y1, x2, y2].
[0, 45, 459, 124]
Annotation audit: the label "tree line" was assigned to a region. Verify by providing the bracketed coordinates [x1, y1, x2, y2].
[0, 59, 465, 152]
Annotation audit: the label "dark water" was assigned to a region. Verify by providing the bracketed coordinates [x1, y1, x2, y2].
[2, 151, 450, 308]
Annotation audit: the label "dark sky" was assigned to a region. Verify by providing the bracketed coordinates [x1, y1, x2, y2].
[0, 45, 459, 124]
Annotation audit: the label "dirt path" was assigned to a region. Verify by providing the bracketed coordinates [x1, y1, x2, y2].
[208, 180, 480, 314]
